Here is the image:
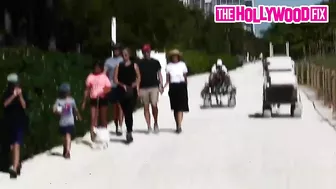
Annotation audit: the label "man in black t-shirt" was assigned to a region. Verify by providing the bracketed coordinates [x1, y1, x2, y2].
[137, 44, 163, 133]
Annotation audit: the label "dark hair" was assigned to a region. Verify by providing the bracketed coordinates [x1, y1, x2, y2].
[6, 82, 16, 92]
[58, 91, 68, 99]
[167, 54, 181, 63]
[92, 60, 104, 70]
[112, 43, 122, 50]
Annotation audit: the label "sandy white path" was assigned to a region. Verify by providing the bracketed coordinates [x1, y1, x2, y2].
[1, 62, 336, 189]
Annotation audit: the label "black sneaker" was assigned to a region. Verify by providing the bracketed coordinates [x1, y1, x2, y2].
[9, 166, 17, 179]
[17, 164, 22, 176]
[126, 133, 133, 143]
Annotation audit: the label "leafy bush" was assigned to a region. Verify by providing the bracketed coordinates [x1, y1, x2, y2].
[182, 50, 239, 74]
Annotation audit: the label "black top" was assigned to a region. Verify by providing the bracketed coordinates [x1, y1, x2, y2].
[137, 58, 161, 88]
[117, 62, 136, 86]
[2, 89, 29, 126]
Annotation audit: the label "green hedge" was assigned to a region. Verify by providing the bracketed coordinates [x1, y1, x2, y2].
[0, 47, 94, 170]
[182, 50, 239, 74]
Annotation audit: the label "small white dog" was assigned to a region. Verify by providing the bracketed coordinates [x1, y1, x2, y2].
[92, 127, 110, 149]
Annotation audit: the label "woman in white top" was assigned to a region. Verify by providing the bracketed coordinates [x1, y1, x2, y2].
[164, 49, 189, 133]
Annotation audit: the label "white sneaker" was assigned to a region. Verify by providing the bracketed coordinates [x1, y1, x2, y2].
[116, 126, 123, 136]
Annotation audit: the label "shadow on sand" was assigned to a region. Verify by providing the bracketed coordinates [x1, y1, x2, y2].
[47, 151, 63, 157]
[200, 104, 235, 109]
[133, 128, 176, 134]
[248, 112, 299, 118]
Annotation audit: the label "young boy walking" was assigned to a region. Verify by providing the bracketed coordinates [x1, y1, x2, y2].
[53, 83, 81, 159]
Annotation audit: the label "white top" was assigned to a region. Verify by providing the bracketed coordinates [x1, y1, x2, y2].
[211, 64, 227, 73]
[166, 61, 188, 83]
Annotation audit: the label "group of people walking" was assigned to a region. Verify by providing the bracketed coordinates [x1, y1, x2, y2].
[1, 43, 190, 178]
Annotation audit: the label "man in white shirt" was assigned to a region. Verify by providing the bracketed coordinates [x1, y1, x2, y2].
[211, 59, 227, 74]
[208, 59, 234, 94]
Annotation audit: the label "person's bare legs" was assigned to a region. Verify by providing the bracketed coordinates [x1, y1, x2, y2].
[152, 105, 158, 125]
[10, 143, 20, 174]
[151, 104, 159, 133]
[118, 103, 124, 126]
[64, 133, 71, 158]
[100, 105, 108, 128]
[173, 111, 183, 133]
[90, 106, 98, 141]
[114, 103, 124, 135]
[112, 104, 118, 126]
[144, 104, 151, 129]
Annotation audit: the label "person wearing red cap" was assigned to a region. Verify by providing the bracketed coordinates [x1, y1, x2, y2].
[137, 44, 163, 133]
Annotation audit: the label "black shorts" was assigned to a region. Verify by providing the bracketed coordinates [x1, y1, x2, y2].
[107, 89, 120, 104]
[59, 125, 74, 135]
[90, 97, 108, 107]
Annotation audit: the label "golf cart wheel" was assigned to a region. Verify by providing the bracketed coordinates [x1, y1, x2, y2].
[290, 103, 302, 117]
[263, 109, 272, 118]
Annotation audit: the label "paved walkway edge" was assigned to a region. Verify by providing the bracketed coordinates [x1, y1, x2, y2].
[300, 85, 336, 129]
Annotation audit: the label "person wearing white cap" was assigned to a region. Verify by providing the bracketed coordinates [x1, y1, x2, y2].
[2, 73, 28, 178]
[211, 59, 227, 74]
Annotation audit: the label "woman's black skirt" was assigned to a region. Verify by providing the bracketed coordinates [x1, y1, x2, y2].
[168, 83, 189, 112]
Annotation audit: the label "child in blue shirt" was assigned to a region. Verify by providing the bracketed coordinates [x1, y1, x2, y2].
[53, 83, 81, 159]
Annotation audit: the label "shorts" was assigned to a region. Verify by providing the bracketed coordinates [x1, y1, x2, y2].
[107, 89, 120, 104]
[59, 125, 74, 135]
[139, 87, 159, 105]
[90, 97, 108, 107]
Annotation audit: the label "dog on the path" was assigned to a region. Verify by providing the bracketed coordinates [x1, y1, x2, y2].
[91, 127, 109, 149]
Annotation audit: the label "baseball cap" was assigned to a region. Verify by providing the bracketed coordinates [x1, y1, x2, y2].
[7, 73, 18, 83]
[142, 44, 151, 52]
[59, 83, 71, 93]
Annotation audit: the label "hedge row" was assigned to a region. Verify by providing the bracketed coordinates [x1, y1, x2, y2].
[0, 47, 94, 170]
[182, 50, 241, 75]
[0, 48, 240, 171]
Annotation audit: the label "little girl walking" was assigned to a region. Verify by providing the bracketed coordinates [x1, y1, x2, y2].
[82, 61, 111, 141]
[53, 83, 82, 159]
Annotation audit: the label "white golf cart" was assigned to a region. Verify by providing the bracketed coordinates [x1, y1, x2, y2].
[262, 56, 302, 117]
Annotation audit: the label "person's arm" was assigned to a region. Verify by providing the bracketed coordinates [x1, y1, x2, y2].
[103, 60, 109, 74]
[52, 99, 58, 112]
[164, 65, 170, 88]
[133, 63, 141, 91]
[18, 90, 26, 109]
[72, 99, 82, 120]
[82, 75, 91, 109]
[3, 92, 16, 107]
[182, 62, 188, 84]
[164, 74, 170, 89]
[156, 61, 163, 88]
[103, 75, 112, 94]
